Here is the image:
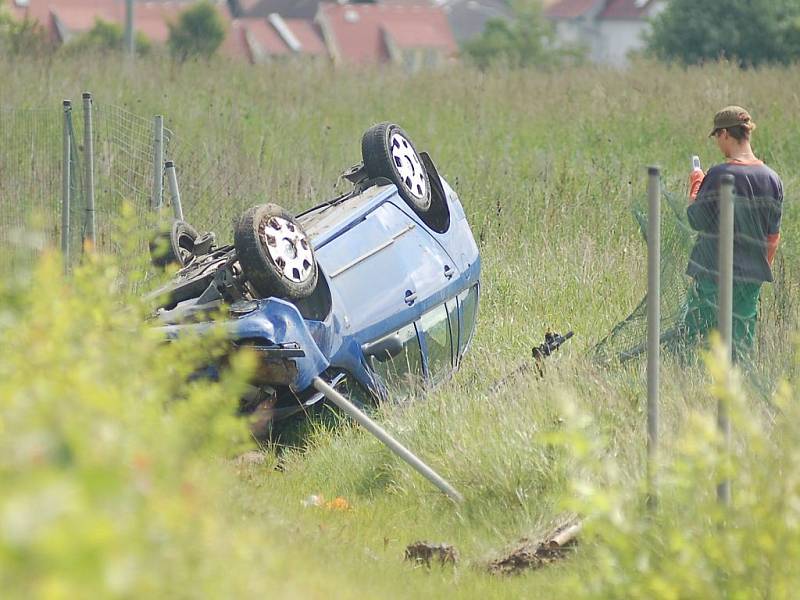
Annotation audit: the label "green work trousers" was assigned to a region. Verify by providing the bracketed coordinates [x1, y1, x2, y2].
[684, 277, 762, 358]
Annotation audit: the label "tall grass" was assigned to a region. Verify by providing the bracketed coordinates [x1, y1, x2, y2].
[2, 55, 800, 597]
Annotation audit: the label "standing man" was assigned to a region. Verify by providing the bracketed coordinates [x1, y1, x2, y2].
[683, 106, 783, 358]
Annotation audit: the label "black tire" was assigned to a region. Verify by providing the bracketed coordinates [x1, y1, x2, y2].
[361, 122, 432, 214]
[149, 220, 199, 268]
[234, 204, 318, 300]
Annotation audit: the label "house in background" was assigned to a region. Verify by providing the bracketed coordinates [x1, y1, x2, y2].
[545, 0, 667, 66]
[316, 2, 458, 70]
[5, 0, 252, 58]
[229, 0, 321, 20]
[5, 0, 460, 69]
[230, 13, 327, 62]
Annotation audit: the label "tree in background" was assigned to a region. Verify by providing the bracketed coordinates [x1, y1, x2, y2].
[0, 0, 53, 57]
[463, 0, 584, 69]
[168, 1, 225, 62]
[648, 0, 800, 66]
[67, 19, 151, 56]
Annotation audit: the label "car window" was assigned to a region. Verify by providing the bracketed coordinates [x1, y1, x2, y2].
[445, 299, 459, 365]
[419, 304, 453, 384]
[368, 322, 424, 394]
[457, 284, 479, 356]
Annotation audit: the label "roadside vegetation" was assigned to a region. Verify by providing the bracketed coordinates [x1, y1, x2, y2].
[2, 55, 800, 597]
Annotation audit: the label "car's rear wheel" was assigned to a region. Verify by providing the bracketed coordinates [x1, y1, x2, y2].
[234, 203, 318, 299]
[149, 220, 199, 268]
[361, 122, 432, 214]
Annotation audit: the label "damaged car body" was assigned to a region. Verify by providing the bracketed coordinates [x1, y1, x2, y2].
[149, 123, 481, 433]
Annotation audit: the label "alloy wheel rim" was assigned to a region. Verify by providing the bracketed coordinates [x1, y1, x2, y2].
[259, 216, 314, 283]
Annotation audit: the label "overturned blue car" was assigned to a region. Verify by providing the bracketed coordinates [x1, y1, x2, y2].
[149, 123, 480, 432]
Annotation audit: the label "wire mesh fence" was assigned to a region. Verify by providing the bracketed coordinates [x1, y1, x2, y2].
[92, 101, 166, 253]
[0, 96, 174, 271]
[1, 93, 288, 274]
[0, 107, 67, 271]
[593, 187, 695, 363]
[593, 182, 796, 365]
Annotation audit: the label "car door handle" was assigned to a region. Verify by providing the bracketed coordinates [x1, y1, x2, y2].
[444, 265, 453, 279]
[404, 290, 417, 305]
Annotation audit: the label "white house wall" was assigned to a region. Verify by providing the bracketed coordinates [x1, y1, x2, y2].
[593, 20, 650, 67]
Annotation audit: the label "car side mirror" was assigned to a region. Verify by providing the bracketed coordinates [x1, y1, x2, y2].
[362, 335, 403, 363]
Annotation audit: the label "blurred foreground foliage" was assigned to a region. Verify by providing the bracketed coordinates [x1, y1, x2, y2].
[554, 340, 800, 597]
[0, 221, 267, 596]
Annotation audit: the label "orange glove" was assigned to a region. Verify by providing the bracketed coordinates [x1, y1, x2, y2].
[689, 169, 705, 201]
[767, 233, 780, 265]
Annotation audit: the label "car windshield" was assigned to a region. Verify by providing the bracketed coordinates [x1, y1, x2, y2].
[369, 322, 424, 396]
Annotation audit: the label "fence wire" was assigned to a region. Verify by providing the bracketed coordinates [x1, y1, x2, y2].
[164, 126, 254, 241]
[93, 102, 165, 252]
[594, 184, 796, 365]
[0, 107, 64, 271]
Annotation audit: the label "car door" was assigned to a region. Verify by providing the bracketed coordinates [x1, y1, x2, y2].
[314, 203, 416, 335]
[387, 201, 461, 312]
[365, 320, 425, 395]
[456, 283, 479, 361]
[417, 301, 458, 385]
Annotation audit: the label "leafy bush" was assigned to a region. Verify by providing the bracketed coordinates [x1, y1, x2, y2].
[0, 8, 53, 57]
[0, 224, 263, 596]
[555, 339, 800, 597]
[463, 0, 585, 69]
[648, 0, 800, 66]
[66, 19, 151, 56]
[167, 1, 225, 62]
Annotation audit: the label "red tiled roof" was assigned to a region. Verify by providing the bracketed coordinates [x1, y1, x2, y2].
[598, 0, 653, 19]
[221, 19, 253, 61]
[284, 18, 326, 55]
[9, 0, 232, 44]
[544, 0, 598, 19]
[317, 2, 457, 65]
[244, 18, 291, 56]
[381, 19, 457, 51]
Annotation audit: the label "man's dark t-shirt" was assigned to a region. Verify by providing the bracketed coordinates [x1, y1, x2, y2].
[686, 161, 783, 283]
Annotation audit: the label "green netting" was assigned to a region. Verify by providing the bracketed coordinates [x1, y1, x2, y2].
[594, 174, 789, 364]
[593, 186, 695, 363]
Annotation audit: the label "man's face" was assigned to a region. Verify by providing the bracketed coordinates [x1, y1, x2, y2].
[714, 129, 732, 155]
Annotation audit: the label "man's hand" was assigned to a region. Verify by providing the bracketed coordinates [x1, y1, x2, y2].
[689, 169, 705, 201]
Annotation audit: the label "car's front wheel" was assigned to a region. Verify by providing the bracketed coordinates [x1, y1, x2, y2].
[361, 122, 432, 215]
[234, 203, 318, 300]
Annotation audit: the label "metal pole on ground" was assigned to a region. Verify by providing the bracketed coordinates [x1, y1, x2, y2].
[151, 115, 164, 211]
[717, 173, 735, 506]
[165, 161, 184, 221]
[61, 100, 72, 271]
[311, 377, 464, 503]
[124, 0, 134, 58]
[646, 166, 661, 509]
[82, 92, 96, 249]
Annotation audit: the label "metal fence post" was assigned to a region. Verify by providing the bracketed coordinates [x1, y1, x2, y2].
[151, 115, 164, 211]
[165, 161, 184, 221]
[61, 100, 72, 270]
[717, 173, 735, 506]
[312, 377, 464, 503]
[125, 0, 134, 58]
[646, 166, 660, 509]
[82, 92, 96, 248]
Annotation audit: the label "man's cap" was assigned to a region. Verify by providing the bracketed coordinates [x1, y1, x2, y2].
[709, 106, 754, 137]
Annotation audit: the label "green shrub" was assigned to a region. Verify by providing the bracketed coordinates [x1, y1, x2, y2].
[0, 226, 260, 595]
[167, 1, 225, 62]
[66, 19, 151, 56]
[555, 339, 800, 597]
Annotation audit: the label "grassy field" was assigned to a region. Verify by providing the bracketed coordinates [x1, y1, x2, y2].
[2, 55, 800, 598]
